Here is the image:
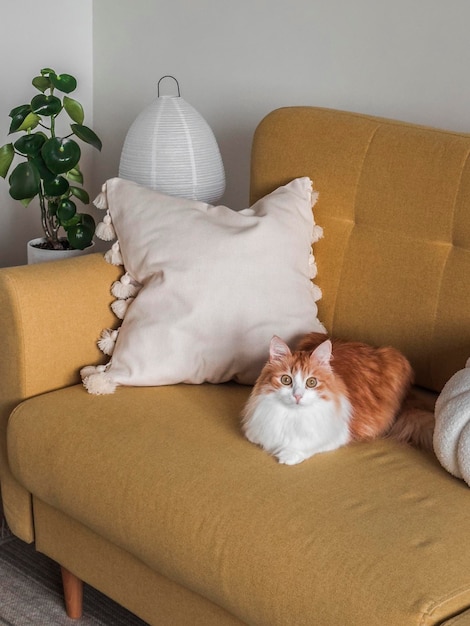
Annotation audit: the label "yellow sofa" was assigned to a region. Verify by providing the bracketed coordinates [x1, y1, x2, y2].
[2, 106, 470, 625]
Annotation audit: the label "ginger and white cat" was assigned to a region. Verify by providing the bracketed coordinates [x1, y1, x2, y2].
[242, 332, 433, 465]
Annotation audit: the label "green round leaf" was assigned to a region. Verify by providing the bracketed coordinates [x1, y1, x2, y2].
[17, 112, 41, 132]
[65, 167, 83, 184]
[63, 96, 84, 125]
[66, 222, 94, 250]
[14, 133, 46, 156]
[31, 94, 62, 116]
[69, 185, 89, 204]
[31, 154, 55, 181]
[0, 143, 14, 178]
[9, 110, 40, 134]
[79, 213, 95, 232]
[43, 175, 69, 196]
[57, 199, 77, 222]
[9, 104, 30, 118]
[32, 75, 51, 93]
[50, 73, 77, 94]
[41, 137, 81, 175]
[8, 162, 41, 200]
[61, 214, 80, 228]
[9, 113, 26, 133]
[71, 124, 102, 151]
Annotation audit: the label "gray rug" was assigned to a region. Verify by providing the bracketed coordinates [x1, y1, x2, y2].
[0, 516, 148, 625]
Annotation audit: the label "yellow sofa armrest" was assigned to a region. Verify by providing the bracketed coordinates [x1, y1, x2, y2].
[0, 253, 121, 541]
[0, 253, 121, 405]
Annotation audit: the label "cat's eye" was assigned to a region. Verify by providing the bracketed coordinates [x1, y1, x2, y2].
[280, 375, 292, 386]
[306, 377, 318, 388]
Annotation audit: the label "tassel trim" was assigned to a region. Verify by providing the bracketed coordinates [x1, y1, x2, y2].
[311, 283, 322, 302]
[82, 371, 118, 395]
[312, 224, 323, 243]
[308, 185, 323, 299]
[308, 253, 318, 279]
[104, 241, 123, 266]
[97, 328, 119, 355]
[111, 273, 141, 299]
[311, 188, 319, 208]
[80, 364, 108, 378]
[83, 180, 133, 395]
[95, 211, 116, 241]
[93, 182, 108, 210]
[111, 297, 134, 320]
[80, 361, 117, 395]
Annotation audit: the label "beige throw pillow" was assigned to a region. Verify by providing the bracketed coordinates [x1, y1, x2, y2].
[81, 177, 325, 394]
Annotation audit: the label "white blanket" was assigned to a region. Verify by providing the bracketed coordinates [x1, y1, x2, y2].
[434, 360, 470, 486]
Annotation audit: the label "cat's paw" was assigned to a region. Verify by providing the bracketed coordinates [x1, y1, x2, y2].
[276, 451, 307, 465]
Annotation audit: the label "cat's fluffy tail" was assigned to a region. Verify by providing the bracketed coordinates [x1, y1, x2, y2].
[385, 404, 435, 452]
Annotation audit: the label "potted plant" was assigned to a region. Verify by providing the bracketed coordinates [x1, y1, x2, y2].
[0, 67, 102, 259]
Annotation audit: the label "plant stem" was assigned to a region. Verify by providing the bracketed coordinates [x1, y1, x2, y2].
[39, 186, 61, 249]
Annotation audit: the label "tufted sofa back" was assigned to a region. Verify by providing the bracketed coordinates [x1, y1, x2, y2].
[250, 107, 470, 392]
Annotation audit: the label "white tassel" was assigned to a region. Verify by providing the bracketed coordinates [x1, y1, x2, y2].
[111, 297, 134, 319]
[95, 212, 116, 241]
[82, 371, 118, 395]
[104, 241, 123, 266]
[111, 273, 141, 299]
[312, 224, 324, 243]
[93, 182, 108, 210]
[308, 253, 318, 279]
[311, 283, 322, 302]
[97, 328, 119, 355]
[311, 189, 319, 207]
[80, 363, 108, 379]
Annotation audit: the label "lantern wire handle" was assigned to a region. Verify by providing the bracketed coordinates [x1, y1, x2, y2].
[157, 75, 181, 97]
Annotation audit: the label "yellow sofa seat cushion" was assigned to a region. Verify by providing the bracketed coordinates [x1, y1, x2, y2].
[7, 383, 470, 625]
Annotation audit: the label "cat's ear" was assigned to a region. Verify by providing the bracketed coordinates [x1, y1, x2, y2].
[269, 336, 291, 362]
[311, 340, 332, 368]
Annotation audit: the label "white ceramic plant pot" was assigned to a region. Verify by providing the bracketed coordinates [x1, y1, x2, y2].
[27, 237, 94, 265]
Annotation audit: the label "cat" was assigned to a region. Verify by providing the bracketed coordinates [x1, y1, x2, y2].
[241, 332, 434, 465]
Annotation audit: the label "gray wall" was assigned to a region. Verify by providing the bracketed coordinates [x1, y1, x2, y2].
[0, 0, 93, 267]
[2, 0, 470, 266]
[92, 0, 470, 213]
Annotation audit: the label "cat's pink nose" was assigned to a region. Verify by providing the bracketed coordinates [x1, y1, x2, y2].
[294, 394, 303, 404]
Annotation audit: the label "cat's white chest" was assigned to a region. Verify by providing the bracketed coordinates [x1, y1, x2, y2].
[243, 393, 352, 465]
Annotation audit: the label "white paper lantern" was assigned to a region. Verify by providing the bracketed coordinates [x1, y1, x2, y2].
[119, 76, 225, 204]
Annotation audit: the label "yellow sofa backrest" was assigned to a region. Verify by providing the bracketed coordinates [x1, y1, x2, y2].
[250, 107, 470, 392]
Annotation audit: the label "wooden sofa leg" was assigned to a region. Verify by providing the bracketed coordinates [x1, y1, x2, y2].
[61, 566, 83, 619]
